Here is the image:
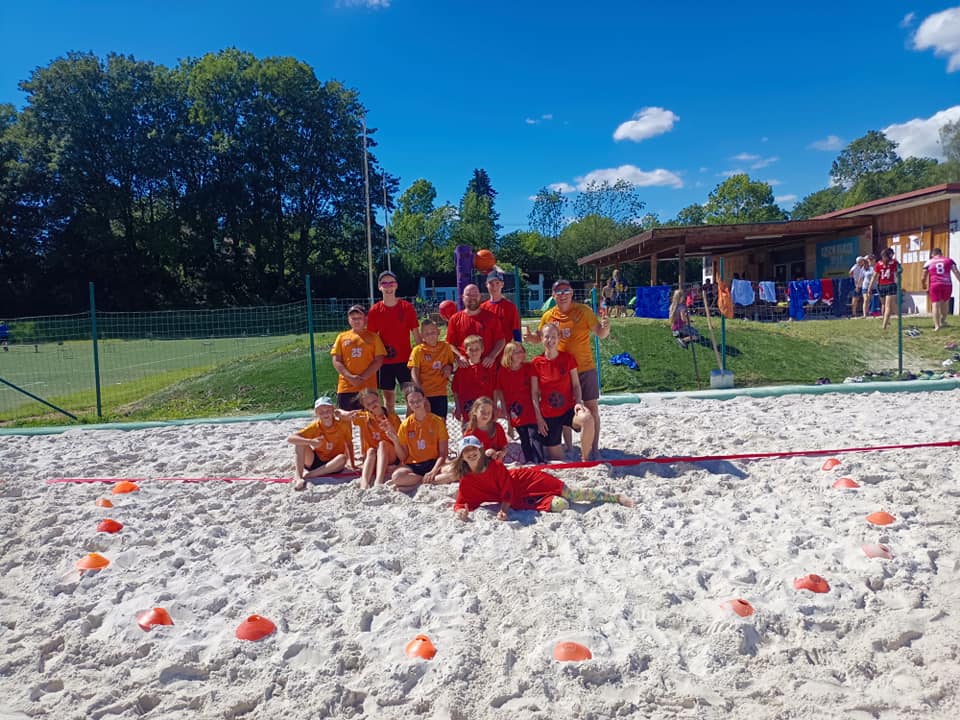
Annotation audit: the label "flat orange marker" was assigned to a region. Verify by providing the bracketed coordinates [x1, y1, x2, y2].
[96, 519, 123, 534]
[724, 599, 754, 617]
[404, 634, 437, 660]
[553, 641, 592, 662]
[112, 481, 140, 495]
[861, 543, 893, 560]
[137, 608, 174, 631]
[866, 511, 895, 526]
[95, 498, 114, 508]
[235, 615, 276, 641]
[821, 458, 841, 471]
[76, 553, 110, 571]
[793, 574, 830, 593]
[833, 477, 859, 489]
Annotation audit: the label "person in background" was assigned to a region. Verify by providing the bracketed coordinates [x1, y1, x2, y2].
[389, 385, 448, 488]
[860, 255, 876, 319]
[922, 248, 960, 332]
[407, 317, 455, 418]
[668, 288, 700, 348]
[867, 248, 900, 330]
[449, 436, 634, 521]
[287, 397, 354, 491]
[367, 270, 421, 416]
[495, 341, 544, 464]
[610, 269, 628, 318]
[330, 305, 386, 410]
[849, 256, 867, 317]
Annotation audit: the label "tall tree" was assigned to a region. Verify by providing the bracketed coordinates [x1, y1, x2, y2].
[830, 130, 900, 189]
[452, 189, 496, 250]
[671, 203, 706, 226]
[941, 119, 960, 164]
[572, 179, 646, 226]
[463, 168, 500, 234]
[703, 174, 787, 224]
[790, 186, 846, 219]
[389, 179, 455, 276]
[528, 187, 568, 245]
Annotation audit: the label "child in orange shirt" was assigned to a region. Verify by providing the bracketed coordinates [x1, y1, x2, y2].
[287, 397, 355, 491]
[407, 318, 455, 419]
[389, 385, 449, 488]
[330, 305, 386, 410]
[343, 388, 402, 489]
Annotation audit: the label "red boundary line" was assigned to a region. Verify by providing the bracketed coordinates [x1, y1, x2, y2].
[45, 439, 960, 485]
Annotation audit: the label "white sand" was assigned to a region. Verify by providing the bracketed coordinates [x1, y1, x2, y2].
[1, 390, 959, 719]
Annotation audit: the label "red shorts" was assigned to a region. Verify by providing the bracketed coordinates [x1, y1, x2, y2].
[929, 285, 952, 303]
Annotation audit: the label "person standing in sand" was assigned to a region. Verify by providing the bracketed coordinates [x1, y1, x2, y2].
[480, 269, 522, 352]
[330, 305, 386, 410]
[407, 317, 455, 419]
[449, 436, 634, 521]
[287, 397, 354, 491]
[446, 284, 505, 369]
[922, 248, 960, 332]
[524, 278, 609, 459]
[366, 270, 421, 416]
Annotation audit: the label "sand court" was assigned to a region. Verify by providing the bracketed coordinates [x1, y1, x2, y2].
[1, 389, 959, 719]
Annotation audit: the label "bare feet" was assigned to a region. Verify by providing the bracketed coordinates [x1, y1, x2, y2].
[618, 494, 636, 508]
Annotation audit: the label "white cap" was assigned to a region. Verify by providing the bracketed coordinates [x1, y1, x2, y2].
[314, 397, 334, 409]
[458, 435, 484, 455]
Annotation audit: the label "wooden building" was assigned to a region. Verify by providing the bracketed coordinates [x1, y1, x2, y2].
[577, 183, 960, 316]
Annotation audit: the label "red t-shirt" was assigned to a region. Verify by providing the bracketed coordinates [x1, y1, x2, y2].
[531, 352, 577, 418]
[874, 259, 899, 286]
[454, 461, 565, 512]
[465, 423, 507, 452]
[480, 298, 521, 344]
[446, 308, 502, 356]
[496, 363, 537, 427]
[452, 363, 496, 414]
[367, 299, 419, 364]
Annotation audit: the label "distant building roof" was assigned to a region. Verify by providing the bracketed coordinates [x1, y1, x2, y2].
[815, 183, 960, 219]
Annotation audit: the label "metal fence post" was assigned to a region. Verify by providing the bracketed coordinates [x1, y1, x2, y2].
[306, 275, 318, 401]
[89, 281, 102, 418]
[896, 263, 903, 375]
[591, 286, 602, 392]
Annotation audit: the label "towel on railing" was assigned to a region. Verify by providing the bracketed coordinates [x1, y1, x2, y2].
[731, 279, 755, 306]
[717, 281, 734, 318]
[758, 281, 777, 302]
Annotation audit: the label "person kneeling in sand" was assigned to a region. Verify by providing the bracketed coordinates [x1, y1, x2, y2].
[450, 436, 634, 521]
[287, 397, 355, 491]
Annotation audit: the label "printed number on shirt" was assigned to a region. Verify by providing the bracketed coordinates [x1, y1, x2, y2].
[417, 439, 426, 450]
[934, 262, 945, 275]
[351, 347, 363, 358]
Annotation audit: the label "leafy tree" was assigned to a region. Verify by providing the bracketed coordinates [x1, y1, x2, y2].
[790, 186, 846, 219]
[389, 179, 455, 276]
[830, 130, 900, 189]
[497, 229, 556, 275]
[528, 187, 568, 245]
[573, 179, 646, 226]
[452, 189, 496, 250]
[939, 119, 960, 164]
[671, 203, 706, 226]
[703, 174, 787, 224]
[844, 156, 941, 207]
[463, 168, 500, 234]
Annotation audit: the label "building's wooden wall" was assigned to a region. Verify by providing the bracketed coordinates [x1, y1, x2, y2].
[873, 200, 950, 234]
[876, 201, 952, 291]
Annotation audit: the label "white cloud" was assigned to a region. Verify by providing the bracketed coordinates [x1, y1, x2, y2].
[548, 182, 577, 194]
[901, 12, 915, 28]
[525, 118, 538, 125]
[751, 156, 778, 169]
[613, 107, 679, 142]
[884, 105, 960, 159]
[776, 194, 798, 205]
[913, 7, 960, 71]
[730, 153, 777, 169]
[765, 178, 783, 186]
[575, 165, 684, 189]
[699, 166, 709, 173]
[720, 169, 747, 177]
[542, 113, 553, 121]
[810, 134, 844, 151]
[761, 136, 769, 143]
[337, 0, 391, 7]
[731, 153, 760, 162]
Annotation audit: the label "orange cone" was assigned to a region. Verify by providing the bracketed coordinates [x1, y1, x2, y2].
[76, 553, 110, 571]
[833, 477, 859, 489]
[553, 641, 592, 662]
[404, 634, 437, 660]
[821, 458, 841, 471]
[724, 599, 754, 617]
[112, 481, 140, 495]
[95, 498, 114, 508]
[861, 543, 893, 560]
[97, 519, 124, 534]
[793, 574, 830, 593]
[235, 615, 276, 641]
[866, 511, 895, 526]
[137, 607, 174, 631]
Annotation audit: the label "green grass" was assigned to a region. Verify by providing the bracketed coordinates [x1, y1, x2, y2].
[3, 317, 957, 427]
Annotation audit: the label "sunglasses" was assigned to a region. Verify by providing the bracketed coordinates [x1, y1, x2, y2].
[554, 288, 572, 296]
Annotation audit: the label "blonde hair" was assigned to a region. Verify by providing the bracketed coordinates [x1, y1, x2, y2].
[501, 341, 526, 368]
[465, 396, 495, 434]
[463, 334, 484, 350]
[668, 288, 684, 321]
[420, 317, 437, 332]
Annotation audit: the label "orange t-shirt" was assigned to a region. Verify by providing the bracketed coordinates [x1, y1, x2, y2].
[331, 329, 386, 393]
[407, 342, 455, 397]
[538, 303, 599, 372]
[397, 413, 448, 464]
[297, 419, 353, 462]
[352, 411, 401, 454]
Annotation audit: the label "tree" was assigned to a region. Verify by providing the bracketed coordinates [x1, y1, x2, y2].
[940, 119, 960, 164]
[463, 168, 500, 235]
[389, 179, 455, 276]
[572, 179, 646, 226]
[830, 131, 900, 189]
[703, 174, 787, 224]
[452, 189, 496, 250]
[671, 203, 706, 226]
[497, 229, 556, 274]
[844, 156, 941, 207]
[528, 187, 568, 244]
[790, 186, 846, 219]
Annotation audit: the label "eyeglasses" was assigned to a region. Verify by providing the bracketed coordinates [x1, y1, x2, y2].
[380, 281, 397, 287]
[554, 288, 572, 296]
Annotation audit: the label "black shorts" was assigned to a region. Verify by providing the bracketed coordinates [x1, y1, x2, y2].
[427, 395, 448, 419]
[337, 392, 359, 410]
[878, 284, 897, 297]
[402, 459, 437, 476]
[540, 407, 577, 447]
[378, 363, 412, 391]
[305, 451, 335, 471]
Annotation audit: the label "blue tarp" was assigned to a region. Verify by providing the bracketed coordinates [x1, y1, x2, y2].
[633, 286, 672, 319]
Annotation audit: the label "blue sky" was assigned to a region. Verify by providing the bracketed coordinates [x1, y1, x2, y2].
[2, 1, 959, 230]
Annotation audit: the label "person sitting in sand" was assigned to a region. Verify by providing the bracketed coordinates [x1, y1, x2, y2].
[451, 334, 496, 424]
[287, 397, 355, 491]
[495, 341, 545, 465]
[450, 436, 634, 521]
[463, 396, 507, 461]
[407, 317, 455, 419]
[668, 288, 700, 348]
[389, 385, 449, 488]
[341, 388, 401, 489]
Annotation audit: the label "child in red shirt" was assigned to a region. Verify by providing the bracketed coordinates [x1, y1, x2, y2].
[452, 335, 496, 423]
[495, 342, 544, 464]
[464, 396, 507, 461]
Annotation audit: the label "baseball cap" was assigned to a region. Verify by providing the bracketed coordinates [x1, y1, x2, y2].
[314, 397, 334, 409]
[458, 435, 484, 456]
[347, 304, 366, 315]
[486, 270, 505, 283]
[856, 256, 865, 262]
[377, 270, 398, 283]
[552, 278, 572, 292]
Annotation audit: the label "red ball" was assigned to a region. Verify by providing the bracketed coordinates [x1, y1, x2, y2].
[474, 249, 496, 272]
[438, 300, 457, 320]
